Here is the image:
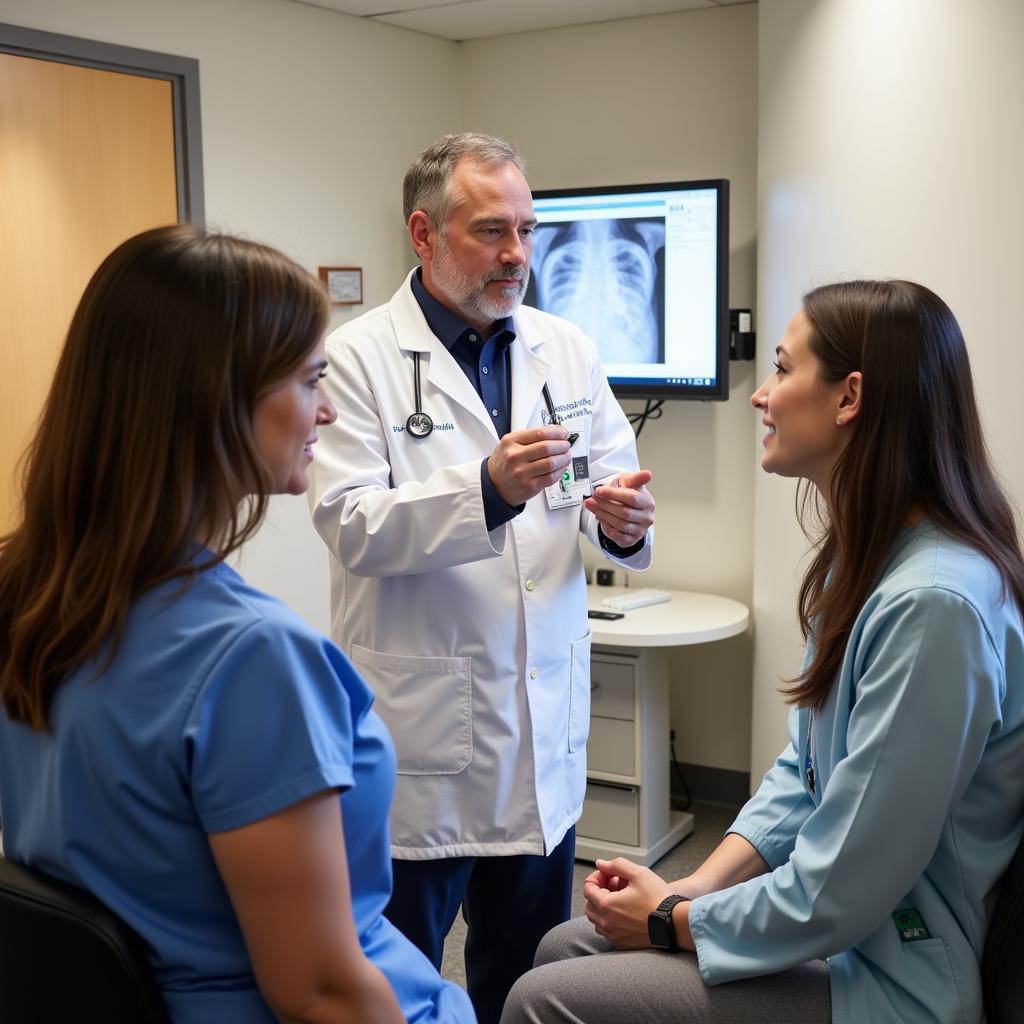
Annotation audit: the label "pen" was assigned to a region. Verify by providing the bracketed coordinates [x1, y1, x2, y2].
[542, 384, 579, 445]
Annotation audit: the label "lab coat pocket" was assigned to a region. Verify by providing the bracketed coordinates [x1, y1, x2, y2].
[568, 631, 593, 752]
[350, 645, 472, 775]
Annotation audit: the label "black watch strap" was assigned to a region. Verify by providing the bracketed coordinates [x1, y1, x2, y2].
[647, 893, 689, 951]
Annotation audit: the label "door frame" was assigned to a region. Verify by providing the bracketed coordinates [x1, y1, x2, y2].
[0, 21, 204, 222]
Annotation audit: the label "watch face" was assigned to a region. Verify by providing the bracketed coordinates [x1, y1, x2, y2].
[647, 913, 673, 950]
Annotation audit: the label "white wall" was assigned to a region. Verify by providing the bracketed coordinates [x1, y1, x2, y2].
[752, 0, 1024, 779]
[5, 0, 760, 777]
[13, 0, 1022, 794]
[0, 0, 460, 631]
[459, 5, 759, 773]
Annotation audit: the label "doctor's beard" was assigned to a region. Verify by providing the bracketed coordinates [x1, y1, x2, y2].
[432, 241, 528, 325]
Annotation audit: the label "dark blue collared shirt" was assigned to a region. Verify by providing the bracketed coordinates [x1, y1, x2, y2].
[409, 271, 643, 556]
[410, 270, 522, 530]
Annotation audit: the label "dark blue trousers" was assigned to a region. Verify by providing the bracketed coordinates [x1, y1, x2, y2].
[385, 828, 576, 1024]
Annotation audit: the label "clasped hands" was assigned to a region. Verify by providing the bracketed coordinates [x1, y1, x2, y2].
[583, 857, 693, 951]
[487, 427, 655, 545]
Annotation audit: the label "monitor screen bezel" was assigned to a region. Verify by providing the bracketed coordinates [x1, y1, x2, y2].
[529, 178, 730, 402]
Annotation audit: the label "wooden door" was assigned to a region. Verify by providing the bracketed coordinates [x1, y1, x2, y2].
[0, 52, 179, 531]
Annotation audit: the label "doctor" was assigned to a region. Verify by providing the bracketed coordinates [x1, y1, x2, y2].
[311, 131, 654, 1023]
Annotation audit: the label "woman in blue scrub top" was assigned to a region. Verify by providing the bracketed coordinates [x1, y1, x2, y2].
[502, 280, 1024, 1024]
[0, 225, 475, 1024]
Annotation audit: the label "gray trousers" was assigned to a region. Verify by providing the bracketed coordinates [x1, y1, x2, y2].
[500, 916, 831, 1024]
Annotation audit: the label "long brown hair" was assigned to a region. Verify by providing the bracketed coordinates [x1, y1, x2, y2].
[0, 225, 329, 728]
[790, 279, 1024, 708]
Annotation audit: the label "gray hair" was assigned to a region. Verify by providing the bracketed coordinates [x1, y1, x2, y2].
[402, 131, 526, 233]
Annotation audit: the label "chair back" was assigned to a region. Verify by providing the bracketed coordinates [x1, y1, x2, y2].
[982, 830, 1024, 1024]
[0, 855, 170, 1022]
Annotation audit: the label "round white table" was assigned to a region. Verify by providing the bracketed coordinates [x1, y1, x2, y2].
[578, 586, 750, 866]
[587, 586, 750, 647]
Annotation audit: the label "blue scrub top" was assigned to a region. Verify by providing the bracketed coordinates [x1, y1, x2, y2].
[0, 559, 474, 1024]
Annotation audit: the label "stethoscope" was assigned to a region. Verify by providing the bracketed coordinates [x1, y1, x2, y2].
[406, 350, 564, 438]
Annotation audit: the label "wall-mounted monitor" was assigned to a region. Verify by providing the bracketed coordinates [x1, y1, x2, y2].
[526, 179, 729, 401]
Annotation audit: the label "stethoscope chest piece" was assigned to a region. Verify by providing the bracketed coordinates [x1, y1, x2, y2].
[406, 411, 434, 438]
[407, 351, 434, 438]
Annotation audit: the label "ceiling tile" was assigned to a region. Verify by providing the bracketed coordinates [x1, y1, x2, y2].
[295, 0, 447, 14]
[373, 0, 716, 42]
[289, 0, 751, 42]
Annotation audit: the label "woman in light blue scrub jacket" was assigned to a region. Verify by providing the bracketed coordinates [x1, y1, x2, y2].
[502, 280, 1024, 1024]
[0, 225, 476, 1024]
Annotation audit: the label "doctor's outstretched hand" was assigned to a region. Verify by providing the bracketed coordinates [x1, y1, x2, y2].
[585, 470, 655, 548]
[488, 426, 573, 507]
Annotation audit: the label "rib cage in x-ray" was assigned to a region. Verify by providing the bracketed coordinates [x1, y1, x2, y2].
[529, 218, 665, 363]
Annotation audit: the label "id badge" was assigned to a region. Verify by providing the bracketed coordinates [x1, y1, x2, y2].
[545, 454, 592, 510]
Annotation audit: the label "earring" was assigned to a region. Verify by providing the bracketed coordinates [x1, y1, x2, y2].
[836, 414, 845, 425]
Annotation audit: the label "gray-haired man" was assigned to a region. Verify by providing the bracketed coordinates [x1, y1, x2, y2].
[311, 132, 655, 1022]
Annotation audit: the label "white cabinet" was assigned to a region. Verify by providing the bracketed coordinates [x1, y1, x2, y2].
[577, 586, 749, 866]
[578, 779, 639, 847]
[576, 646, 694, 866]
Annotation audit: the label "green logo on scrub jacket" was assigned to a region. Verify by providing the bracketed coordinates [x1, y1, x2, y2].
[892, 908, 932, 943]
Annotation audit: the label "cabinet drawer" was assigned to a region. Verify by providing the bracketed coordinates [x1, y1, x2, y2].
[578, 781, 639, 846]
[587, 716, 635, 776]
[590, 659, 635, 720]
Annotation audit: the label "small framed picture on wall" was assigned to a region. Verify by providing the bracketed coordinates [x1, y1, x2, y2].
[319, 266, 363, 306]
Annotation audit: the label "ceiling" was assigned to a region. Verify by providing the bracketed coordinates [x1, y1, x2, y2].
[288, 0, 754, 43]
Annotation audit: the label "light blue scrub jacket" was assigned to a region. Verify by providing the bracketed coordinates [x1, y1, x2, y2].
[689, 524, 1024, 1023]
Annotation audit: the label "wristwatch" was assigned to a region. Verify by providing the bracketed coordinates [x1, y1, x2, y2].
[647, 894, 689, 951]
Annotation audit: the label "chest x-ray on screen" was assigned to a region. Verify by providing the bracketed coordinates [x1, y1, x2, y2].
[525, 217, 666, 365]
[526, 180, 728, 401]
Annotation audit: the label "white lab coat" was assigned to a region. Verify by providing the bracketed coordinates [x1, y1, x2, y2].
[311, 272, 652, 859]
